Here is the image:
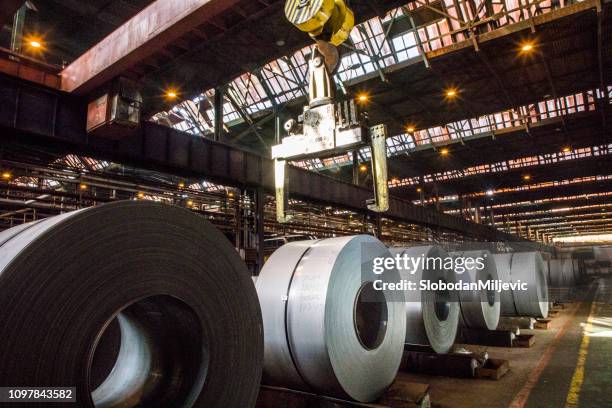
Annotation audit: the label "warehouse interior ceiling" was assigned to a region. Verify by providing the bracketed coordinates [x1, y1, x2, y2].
[0, 0, 610, 242]
[0, 0, 155, 63]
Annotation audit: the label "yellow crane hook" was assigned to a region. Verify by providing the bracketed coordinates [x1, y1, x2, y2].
[285, 0, 355, 46]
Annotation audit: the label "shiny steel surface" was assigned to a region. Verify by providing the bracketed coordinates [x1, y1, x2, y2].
[493, 253, 517, 316]
[257, 235, 405, 402]
[451, 250, 500, 330]
[0, 201, 263, 407]
[255, 241, 316, 390]
[390, 246, 459, 354]
[494, 252, 549, 318]
[511, 252, 549, 318]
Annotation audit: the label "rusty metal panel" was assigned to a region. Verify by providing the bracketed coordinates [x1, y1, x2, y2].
[86, 95, 109, 132]
[61, 0, 243, 94]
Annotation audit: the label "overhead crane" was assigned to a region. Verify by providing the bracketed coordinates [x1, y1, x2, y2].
[272, 0, 390, 222]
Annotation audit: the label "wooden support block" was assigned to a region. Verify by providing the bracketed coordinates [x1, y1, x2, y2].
[512, 334, 535, 348]
[475, 359, 510, 380]
[498, 316, 535, 330]
[379, 380, 431, 408]
[535, 319, 552, 330]
[400, 345, 478, 378]
[459, 328, 514, 347]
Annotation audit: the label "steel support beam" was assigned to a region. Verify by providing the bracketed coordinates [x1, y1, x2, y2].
[0, 73, 523, 242]
[60, 0, 241, 94]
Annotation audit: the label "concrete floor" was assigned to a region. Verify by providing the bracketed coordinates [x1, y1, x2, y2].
[401, 277, 612, 408]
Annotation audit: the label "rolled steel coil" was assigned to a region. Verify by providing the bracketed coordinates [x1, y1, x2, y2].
[450, 250, 500, 330]
[0, 201, 263, 407]
[548, 259, 574, 287]
[494, 253, 516, 316]
[256, 235, 405, 402]
[572, 259, 582, 283]
[493, 252, 549, 318]
[390, 246, 459, 354]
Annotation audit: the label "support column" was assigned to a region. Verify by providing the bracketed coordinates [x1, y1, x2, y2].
[352, 150, 359, 185]
[255, 188, 265, 275]
[10, 4, 26, 53]
[214, 86, 224, 142]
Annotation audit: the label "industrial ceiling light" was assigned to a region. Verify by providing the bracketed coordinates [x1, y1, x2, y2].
[178, 181, 185, 188]
[79, 183, 88, 190]
[406, 126, 416, 133]
[520, 42, 535, 52]
[416, 187, 423, 193]
[440, 148, 450, 156]
[445, 88, 458, 99]
[357, 93, 369, 103]
[165, 89, 179, 100]
[562, 146, 571, 153]
[359, 164, 368, 173]
[24, 34, 44, 50]
[1, 171, 11, 180]
[137, 192, 145, 199]
[523, 174, 531, 181]
[228, 191, 235, 198]
[486, 189, 494, 197]
[186, 200, 194, 206]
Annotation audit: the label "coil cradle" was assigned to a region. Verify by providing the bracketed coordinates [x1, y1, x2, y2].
[493, 252, 549, 318]
[450, 250, 501, 331]
[0, 201, 263, 407]
[256, 235, 406, 403]
[389, 246, 460, 354]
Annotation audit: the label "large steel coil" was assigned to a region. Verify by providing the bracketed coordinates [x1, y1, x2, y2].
[256, 235, 405, 402]
[493, 252, 549, 318]
[390, 246, 459, 354]
[548, 259, 575, 287]
[572, 259, 582, 283]
[0, 201, 263, 407]
[494, 253, 516, 316]
[450, 250, 500, 330]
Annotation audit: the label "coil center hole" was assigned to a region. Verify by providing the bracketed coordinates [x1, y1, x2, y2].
[90, 295, 207, 408]
[434, 280, 451, 322]
[353, 282, 388, 350]
[486, 273, 496, 306]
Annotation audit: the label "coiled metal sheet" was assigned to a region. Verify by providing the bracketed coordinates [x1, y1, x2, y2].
[509, 252, 549, 318]
[256, 235, 405, 402]
[494, 253, 516, 316]
[0, 201, 263, 407]
[450, 250, 500, 330]
[548, 259, 575, 287]
[547, 259, 576, 302]
[390, 246, 459, 354]
[493, 252, 549, 318]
